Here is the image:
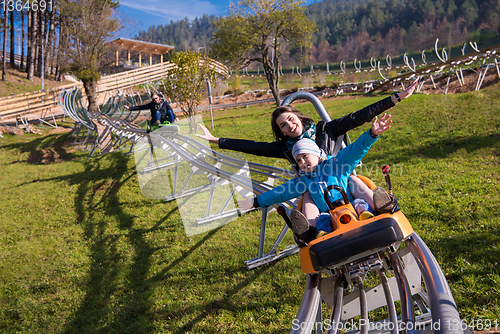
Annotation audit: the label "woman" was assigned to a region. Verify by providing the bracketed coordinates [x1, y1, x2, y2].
[197, 80, 417, 226]
[124, 93, 177, 125]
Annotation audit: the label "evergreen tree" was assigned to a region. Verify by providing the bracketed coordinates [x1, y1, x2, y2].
[133, 0, 499, 65]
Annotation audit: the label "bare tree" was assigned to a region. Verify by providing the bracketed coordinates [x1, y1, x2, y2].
[46, 7, 56, 74]
[27, 10, 37, 81]
[63, 0, 120, 112]
[26, 9, 31, 74]
[9, 10, 15, 68]
[55, 14, 68, 82]
[21, 10, 25, 70]
[36, 9, 44, 77]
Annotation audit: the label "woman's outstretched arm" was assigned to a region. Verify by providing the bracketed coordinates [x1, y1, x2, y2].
[196, 124, 286, 158]
[323, 79, 418, 138]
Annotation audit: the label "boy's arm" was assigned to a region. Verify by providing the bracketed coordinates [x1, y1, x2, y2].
[334, 113, 392, 176]
[334, 131, 377, 176]
[370, 113, 392, 137]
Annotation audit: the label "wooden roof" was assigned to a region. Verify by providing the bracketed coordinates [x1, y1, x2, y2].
[108, 38, 174, 55]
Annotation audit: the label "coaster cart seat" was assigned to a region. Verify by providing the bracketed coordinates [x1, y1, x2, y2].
[147, 119, 180, 133]
[299, 185, 413, 275]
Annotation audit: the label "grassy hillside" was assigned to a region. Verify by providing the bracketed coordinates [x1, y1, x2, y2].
[0, 84, 499, 333]
[0, 67, 72, 98]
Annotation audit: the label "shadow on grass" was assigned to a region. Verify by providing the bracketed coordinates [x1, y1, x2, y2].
[169, 265, 273, 334]
[50, 153, 180, 333]
[3, 132, 83, 164]
[6, 132, 279, 332]
[27, 149, 270, 333]
[5, 140, 170, 332]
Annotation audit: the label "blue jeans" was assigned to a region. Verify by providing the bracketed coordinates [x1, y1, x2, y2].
[152, 110, 161, 123]
[317, 213, 333, 233]
[352, 198, 373, 216]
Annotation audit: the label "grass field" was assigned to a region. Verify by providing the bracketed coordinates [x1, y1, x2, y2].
[1, 84, 499, 333]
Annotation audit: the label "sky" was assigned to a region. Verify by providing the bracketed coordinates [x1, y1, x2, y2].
[116, 0, 316, 37]
[116, 0, 232, 37]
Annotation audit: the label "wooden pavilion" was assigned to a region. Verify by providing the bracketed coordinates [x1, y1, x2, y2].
[107, 38, 175, 67]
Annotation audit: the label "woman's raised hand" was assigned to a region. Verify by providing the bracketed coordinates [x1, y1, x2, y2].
[371, 113, 392, 137]
[196, 124, 220, 144]
[398, 78, 418, 100]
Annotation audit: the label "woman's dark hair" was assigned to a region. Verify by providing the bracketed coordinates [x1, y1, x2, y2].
[271, 105, 314, 142]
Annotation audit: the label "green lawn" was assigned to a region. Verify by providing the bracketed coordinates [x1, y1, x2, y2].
[1, 84, 499, 333]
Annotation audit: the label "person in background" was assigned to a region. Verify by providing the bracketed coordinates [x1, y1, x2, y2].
[124, 93, 177, 125]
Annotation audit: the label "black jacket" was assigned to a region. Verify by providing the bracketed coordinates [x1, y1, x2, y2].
[218, 96, 395, 173]
[129, 100, 175, 123]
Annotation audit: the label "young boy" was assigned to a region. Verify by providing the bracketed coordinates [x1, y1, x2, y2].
[238, 113, 394, 242]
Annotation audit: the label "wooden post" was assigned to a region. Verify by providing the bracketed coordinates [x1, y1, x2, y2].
[116, 50, 119, 66]
[127, 50, 130, 65]
[149, 53, 152, 66]
[139, 52, 142, 67]
[161, 54, 163, 63]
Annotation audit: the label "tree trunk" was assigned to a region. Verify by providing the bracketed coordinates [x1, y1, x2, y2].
[10, 10, 15, 68]
[54, 17, 61, 80]
[47, 7, 56, 74]
[55, 16, 67, 82]
[2, 9, 7, 81]
[26, 9, 31, 74]
[262, 56, 280, 107]
[27, 10, 37, 81]
[41, 9, 52, 75]
[21, 10, 25, 70]
[82, 79, 99, 113]
[36, 10, 44, 78]
[274, 43, 280, 102]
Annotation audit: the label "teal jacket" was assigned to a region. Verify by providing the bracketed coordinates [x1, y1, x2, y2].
[255, 130, 378, 212]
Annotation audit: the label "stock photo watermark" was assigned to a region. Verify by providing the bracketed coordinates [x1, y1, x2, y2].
[291, 318, 499, 332]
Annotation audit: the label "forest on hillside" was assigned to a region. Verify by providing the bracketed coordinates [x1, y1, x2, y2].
[1, 0, 499, 85]
[135, 0, 500, 65]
